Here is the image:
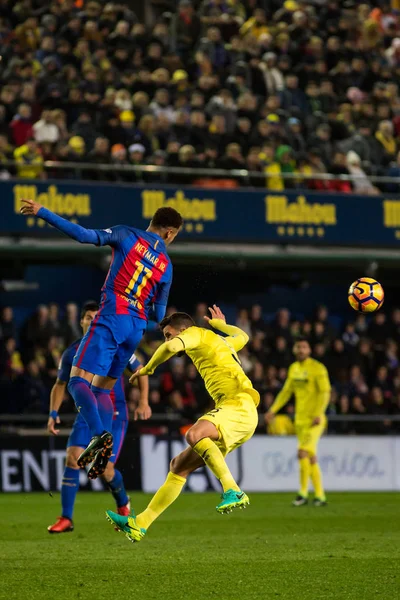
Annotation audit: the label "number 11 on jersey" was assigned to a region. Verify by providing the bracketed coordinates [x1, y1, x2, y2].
[125, 260, 153, 297]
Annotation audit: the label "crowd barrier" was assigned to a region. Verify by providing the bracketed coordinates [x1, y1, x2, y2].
[1, 434, 399, 493]
[2, 179, 400, 247]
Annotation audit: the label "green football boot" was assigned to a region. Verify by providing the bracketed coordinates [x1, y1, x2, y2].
[105, 510, 146, 543]
[216, 489, 249, 514]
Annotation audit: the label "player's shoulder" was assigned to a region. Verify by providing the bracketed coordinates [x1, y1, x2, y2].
[309, 358, 328, 373]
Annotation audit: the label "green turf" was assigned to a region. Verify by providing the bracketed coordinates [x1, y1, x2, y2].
[0, 492, 399, 600]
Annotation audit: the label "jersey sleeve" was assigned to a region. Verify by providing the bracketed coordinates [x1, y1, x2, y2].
[94, 225, 129, 247]
[315, 364, 331, 393]
[209, 319, 249, 352]
[312, 363, 331, 417]
[57, 348, 74, 382]
[176, 326, 203, 351]
[127, 353, 141, 373]
[269, 366, 294, 414]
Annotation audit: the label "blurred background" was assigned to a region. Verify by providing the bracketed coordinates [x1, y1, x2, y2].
[1, 0, 400, 494]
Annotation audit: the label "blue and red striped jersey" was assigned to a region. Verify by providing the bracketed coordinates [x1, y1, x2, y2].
[95, 225, 172, 320]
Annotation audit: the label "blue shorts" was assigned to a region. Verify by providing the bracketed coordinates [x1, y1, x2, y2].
[67, 413, 128, 464]
[73, 314, 146, 378]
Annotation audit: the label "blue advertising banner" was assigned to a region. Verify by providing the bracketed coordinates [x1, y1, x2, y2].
[2, 179, 400, 246]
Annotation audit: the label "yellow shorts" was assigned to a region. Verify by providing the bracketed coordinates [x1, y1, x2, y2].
[199, 393, 258, 456]
[295, 417, 326, 455]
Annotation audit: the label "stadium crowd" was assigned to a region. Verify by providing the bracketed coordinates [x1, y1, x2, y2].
[1, 301, 400, 434]
[0, 0, 400, 191]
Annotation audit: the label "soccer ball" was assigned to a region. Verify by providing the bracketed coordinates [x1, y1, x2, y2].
[348, 278, 384, 313]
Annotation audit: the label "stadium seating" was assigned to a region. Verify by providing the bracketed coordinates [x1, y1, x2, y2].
[0, 0, 399, 189]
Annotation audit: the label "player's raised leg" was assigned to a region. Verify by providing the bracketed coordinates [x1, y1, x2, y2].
[67, 322, 123, 469]
[48, 446, 82, 533]
[188, 419, 249, 514]
[106, 447, 202, 542]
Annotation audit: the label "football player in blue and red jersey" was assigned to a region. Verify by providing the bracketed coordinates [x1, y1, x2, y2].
[21, 199, 182, 478]
[47, 301, 150, 534]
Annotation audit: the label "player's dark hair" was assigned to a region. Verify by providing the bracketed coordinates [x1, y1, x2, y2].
[160, 312, 195, 330]
[151, 207, 183, 230]
[294, 336, 310, 345]
[80, 301, 99, 320]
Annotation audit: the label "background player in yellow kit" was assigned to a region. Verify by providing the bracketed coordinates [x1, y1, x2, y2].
[105, 305, 260, 543]
[266, 338, 331, 507]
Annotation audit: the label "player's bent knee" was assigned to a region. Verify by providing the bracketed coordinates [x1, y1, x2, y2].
[185, 427, 201, 447]
[65, 448, 80, 469]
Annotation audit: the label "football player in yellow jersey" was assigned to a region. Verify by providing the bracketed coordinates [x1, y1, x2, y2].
[105, 305, 260, 543]
[266, 338, 331, 507]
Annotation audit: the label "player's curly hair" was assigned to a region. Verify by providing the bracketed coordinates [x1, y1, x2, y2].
[160, 312, 195, 330]
[151, 207, 183, 230]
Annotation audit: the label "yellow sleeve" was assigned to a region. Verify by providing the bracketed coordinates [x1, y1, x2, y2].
[140, 327, 203, 375]
[209, 319, 249, 352]
[140, 338, 184, 375]
[269, 369, 294, 414]
[312, 364, 331, 418]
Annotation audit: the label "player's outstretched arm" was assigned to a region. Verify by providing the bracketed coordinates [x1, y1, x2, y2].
[266, 370, 294, 421]
[205, 304, 249, 351]
[134, 375, 152, 421]
[129, 337, 185, 382]
[312, 366, 331, 425]
[20, 199, 99, 244]
[48, 379, 66, 435]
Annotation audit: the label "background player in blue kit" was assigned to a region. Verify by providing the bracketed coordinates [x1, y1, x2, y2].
[21, 199, 182, 478]
[47, 302, 150, 534]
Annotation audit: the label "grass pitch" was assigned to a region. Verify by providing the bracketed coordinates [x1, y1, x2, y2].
[0, 492, 399, 600]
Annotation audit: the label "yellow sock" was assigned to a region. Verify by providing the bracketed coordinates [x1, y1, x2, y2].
[193, 438, 240, 492]
[299, 457, 310, 497]
[310, 462, 325, 500]
[135, 472, 186, 530]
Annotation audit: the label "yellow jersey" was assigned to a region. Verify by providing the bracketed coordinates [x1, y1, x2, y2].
[141, 319, 260, 407]
[270, 357, 331, 424]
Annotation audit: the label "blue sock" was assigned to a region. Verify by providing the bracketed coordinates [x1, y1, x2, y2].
[91, 385, 114, 433]
[61, 466, 80, 520]
[106, 468, 129, 508]
[67, 377, 104, 437]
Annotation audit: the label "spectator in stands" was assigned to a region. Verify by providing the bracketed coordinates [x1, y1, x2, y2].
[176, 0, 201, 56]
[14, 138, 44, 179]
[249, 304, 267, 337]
[346, 151, 380, 195]
[236, 309, 251, 338]
[375, 120, 397, 165]
[0, 307, 16, 340]
[33, 110, 59, 143]
[110, 144, 130, 182]
[61, 302, 80, 346]
[71, 111, 98, 151]
[10, 103, 33, 146]
[218, 143, 245, 170]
